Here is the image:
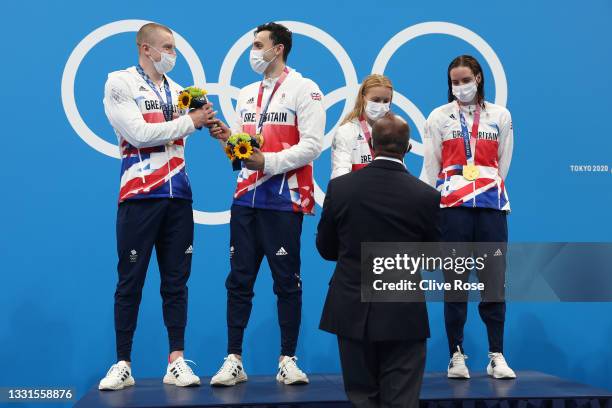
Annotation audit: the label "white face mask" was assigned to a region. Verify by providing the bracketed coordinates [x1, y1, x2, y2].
[149, 46, 176, 75]
[364, 100, 390, 121]
[249, 47, 277, 75]
[452, 81, 478, 103]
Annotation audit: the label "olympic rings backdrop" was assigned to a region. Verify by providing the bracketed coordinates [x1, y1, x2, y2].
[2, 0, 612, 404]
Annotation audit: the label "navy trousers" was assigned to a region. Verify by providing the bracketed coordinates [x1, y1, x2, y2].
[440, 206, 507, 356]
[226, 204, 304, 357]
[114, 198, 194, 361]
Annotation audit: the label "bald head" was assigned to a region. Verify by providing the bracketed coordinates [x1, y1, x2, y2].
[371, 112, 410, 159]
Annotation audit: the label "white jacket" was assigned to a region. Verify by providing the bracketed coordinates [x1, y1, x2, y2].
[103, 66, 195, 202]
[230, 67, 325, 214]
[421, 101, 513, 210]
[330, 118, 373, 179]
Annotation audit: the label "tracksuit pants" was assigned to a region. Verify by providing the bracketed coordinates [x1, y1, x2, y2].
[226, 204, 304, 357]
[114, 198, 194, 362]
[440, 206, 507, 356]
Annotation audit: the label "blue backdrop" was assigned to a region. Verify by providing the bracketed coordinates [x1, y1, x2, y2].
[2, 1, 612, 406]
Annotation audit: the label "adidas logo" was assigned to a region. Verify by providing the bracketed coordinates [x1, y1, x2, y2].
[357, 134, 364, 140]
[185, 245, 193, 254]
[450, 114, 456, 119]
[493, 248, 503, 257]
[139, 86, 148, 92]
[276, 247, 288, 256]
[246, 97, 255, 104]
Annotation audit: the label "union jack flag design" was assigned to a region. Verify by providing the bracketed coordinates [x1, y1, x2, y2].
[422, 101, 514, 211]
[231, 69, 324, 215]
[105, 67, 193, 203]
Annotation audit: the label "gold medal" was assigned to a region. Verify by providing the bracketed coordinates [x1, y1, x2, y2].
[463, 164, 479, 181]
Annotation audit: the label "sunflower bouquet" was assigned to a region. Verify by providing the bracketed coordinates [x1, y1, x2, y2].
[177, 86, 208, 110]
[225, 133, 264, 171]
[177, 86, 209, 129]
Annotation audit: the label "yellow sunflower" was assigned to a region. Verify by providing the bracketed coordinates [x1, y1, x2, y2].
[177, 91, 192, 110]
[224, 144, 235, 161]
[234, 141, 253, 160]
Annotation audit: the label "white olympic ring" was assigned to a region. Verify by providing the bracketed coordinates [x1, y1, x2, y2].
[61, 19, 507, 225]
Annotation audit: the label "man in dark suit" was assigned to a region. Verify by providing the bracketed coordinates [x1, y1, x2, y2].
[316, 113, 441, 408]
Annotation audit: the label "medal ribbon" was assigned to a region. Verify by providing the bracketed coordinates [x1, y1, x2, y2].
[358, 114, 374, 156]
[136, 65, 173, 122]
[255, 67, 290, 135]
[457, 101, 481, 164]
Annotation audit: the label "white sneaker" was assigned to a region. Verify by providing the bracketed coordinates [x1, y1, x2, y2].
[487, 352, 517, 379]
[276, 356, 309, 385]
[163, 357, 201, 387]
[98, 361, 135, 390]
[447, 347, 470, 379]
[210, 354, 248, 386]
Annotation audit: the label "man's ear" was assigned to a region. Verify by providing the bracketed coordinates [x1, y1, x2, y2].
[141, 43, 151, 56]
[276, 44, 284, 58]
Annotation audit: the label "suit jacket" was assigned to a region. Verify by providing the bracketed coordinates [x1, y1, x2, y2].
[317, 158, 441, 341]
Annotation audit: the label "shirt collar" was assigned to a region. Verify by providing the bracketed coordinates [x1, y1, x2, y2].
[262, 76, 279, 89]
[374, 156, 406, 168]
[262, 65, 291, 88]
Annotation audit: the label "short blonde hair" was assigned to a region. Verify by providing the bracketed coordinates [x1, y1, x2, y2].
[136, 23, 172, 47]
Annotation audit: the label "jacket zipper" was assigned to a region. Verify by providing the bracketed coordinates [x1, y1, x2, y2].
[166, 145, 173, 198]
[278, 173, 286, 194]
[137, 148, 146, 183]
[251, 171, 258, 207]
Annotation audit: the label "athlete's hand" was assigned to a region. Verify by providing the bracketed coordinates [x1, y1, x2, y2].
[244, 147, 265, 171]
[209, 119, 231, 141]
[188, 103, 216, 129]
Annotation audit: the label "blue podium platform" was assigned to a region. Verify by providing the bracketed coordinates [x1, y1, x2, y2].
[75, 371, 612, 408]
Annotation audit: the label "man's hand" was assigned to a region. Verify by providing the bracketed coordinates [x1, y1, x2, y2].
[209, 119, 231, 142]
[243, 147, 265, 171]
[188, 102, 217, 129]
